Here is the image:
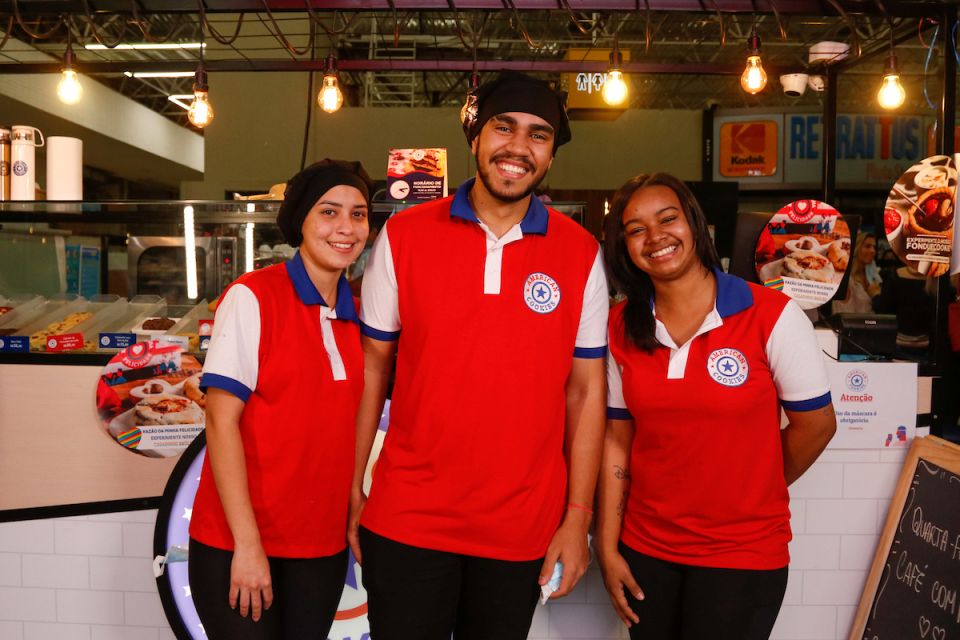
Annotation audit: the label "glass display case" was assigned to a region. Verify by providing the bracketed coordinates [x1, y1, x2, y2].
[0, 199, 586, 359]
[0, 201, 280, 357]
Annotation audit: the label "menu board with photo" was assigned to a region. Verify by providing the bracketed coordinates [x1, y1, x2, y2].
[884, 154, 956, 278]
[754, 200, 851, 309]
[386, 148, 448, 202]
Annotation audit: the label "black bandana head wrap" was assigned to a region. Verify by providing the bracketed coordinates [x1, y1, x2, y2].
[465, 71, 571, 152]
[277, 159, 372, 247]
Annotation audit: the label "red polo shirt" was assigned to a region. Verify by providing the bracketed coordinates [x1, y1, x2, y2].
[190, 252, 362, 558]
[359, 179, 609, 561]
[607, 272, 831, 569]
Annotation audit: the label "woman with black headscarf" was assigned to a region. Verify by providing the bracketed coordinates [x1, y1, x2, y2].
[188, 159, 371, 639]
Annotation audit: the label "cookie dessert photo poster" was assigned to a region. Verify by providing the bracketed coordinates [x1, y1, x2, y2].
[884, 154, 956, 278]
[96, 340, 205, 458]
[754, 200, 851, 309]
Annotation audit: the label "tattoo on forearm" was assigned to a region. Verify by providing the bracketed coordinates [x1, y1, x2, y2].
[614, 465, 631, 480]
[616, 489, 628, 517]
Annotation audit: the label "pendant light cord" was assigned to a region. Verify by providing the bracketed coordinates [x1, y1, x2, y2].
[300, 21, 317, 171]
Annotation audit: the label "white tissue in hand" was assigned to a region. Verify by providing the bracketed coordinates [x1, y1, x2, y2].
[539, 561, 563, 605]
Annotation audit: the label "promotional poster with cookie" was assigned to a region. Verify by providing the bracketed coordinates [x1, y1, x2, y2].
[96, 340, 205, 458]
[386, 148, 448, 202]
[754, 200, 851, 309]
[883, 154, 955, 278]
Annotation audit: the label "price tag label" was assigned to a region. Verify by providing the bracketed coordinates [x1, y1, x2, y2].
[163, 335, 190, 350]
[99, 333, 137, 349]
[46, 333, 84, 352]
[0, 336, 28, 352]
[198, 319, 214, 337]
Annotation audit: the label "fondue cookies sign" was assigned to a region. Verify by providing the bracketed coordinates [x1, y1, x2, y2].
[755, 200, 852, 309]
[96, 340, 205, 458]
[884, 155, 956, 278]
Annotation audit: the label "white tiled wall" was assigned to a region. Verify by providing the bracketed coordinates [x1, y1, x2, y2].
[771, 446, 907, 640]
[0, 448, 905, 640]
[0, 510, 176, 640]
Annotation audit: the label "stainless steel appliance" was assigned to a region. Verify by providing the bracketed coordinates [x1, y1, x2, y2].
[127, 236, 236, 304]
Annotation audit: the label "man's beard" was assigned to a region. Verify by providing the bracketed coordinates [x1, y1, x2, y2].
[475, 153, 547, 204]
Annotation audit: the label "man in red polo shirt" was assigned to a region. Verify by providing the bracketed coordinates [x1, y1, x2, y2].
[350, 72, 608, 639]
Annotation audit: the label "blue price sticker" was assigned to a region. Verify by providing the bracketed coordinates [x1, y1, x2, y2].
[0, 336, 29, 352]
[99, 333, 137, 349]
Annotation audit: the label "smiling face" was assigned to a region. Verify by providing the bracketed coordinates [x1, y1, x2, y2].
[621, 185, 701, 283]
[298, 185, 370, 275]
[471, 112, 555, 203]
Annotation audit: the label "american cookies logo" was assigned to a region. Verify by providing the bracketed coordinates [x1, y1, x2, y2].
[707, 348, 749, 386]
[845, 369, 868, 392]
[12, 160, 26, 177]
[523, 272, 561, 314]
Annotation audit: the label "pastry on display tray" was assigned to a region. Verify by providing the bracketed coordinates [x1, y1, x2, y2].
[30, 311, 93, 350]
[141, 317, 177, 331]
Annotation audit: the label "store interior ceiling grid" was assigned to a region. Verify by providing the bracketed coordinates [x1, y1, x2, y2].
[0, 1, 957, 127]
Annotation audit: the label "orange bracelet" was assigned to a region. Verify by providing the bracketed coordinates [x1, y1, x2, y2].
[567, 501, 594, 516]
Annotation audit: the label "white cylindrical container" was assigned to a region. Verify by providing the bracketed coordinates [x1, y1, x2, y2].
[10, 125, 44, 200]
[46, 136, 83, 200]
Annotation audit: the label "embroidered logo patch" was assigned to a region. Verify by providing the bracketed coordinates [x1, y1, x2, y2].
[523, 272, 561, 314]
[707, 348, 749, 386]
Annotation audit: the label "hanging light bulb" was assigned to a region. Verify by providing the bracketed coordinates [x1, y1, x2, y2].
[602, 43, 628, 106]
[740, 30, 768, 95]
[187, 67, 214, 128]
[877, 52, 906, 110]
[57, 41, 82, 104]
[318, 54, 344, 114]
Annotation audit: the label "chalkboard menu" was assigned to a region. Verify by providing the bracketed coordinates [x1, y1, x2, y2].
[851, 436, 960, 640]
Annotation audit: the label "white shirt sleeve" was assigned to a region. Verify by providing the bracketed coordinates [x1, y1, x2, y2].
[766, 299, 832, 411]
[200, 284, 260, 402]
[574, 247, 609, 358]
[359, 224, 401, 341]
[605, 337, 632, 420]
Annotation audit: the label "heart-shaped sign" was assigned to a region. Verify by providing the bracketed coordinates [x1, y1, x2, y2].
[919, 615, 932, 638]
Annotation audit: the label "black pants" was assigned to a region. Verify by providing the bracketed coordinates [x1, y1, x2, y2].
[188, 538, 348, 640]
[620, 543, 788, 640]
[359, 526, 542, 640]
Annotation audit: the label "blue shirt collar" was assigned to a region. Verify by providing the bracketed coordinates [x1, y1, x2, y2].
[713, 267, 754, 318]
[284, 251, 358, 323]
[449, 177, 549, 235]
[647, 268, 753, 319]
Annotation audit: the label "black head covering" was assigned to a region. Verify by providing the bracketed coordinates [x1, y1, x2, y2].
[464, 71, 572, 152]
[277, 159, 372, 247]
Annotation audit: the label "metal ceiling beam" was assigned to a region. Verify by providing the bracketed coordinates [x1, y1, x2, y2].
[0, 0, 949, 16]
[832, 19, 932, 73]
[2, 57, 804, 74]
